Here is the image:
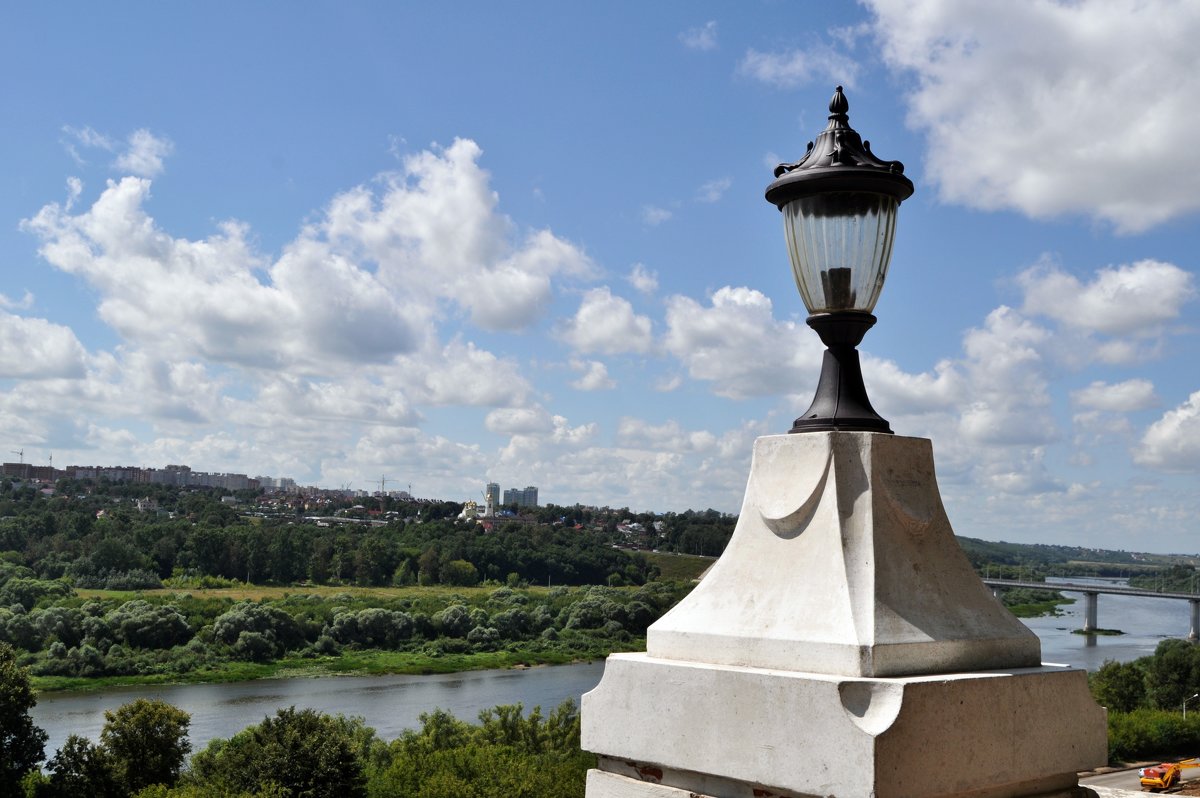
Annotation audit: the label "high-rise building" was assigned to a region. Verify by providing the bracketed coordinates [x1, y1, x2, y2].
[501, 485, 539, 509]
[486, 482, 500, 509]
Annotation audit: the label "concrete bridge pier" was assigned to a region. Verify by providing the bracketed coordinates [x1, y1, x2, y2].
[1083, 591, 1098, 633]
[1190, 599, 1200, 642]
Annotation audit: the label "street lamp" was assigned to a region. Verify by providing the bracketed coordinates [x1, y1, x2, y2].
[765, 86, 914, 433]
[1185, 693, 1199, 719]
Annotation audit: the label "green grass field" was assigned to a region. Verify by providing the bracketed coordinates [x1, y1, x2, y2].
[643, 552, 714, 582]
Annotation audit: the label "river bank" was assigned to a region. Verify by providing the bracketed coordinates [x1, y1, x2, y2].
[30, 644, 622, 693]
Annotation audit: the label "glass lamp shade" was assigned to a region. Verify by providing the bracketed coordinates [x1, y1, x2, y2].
[782, 191, 898, 314]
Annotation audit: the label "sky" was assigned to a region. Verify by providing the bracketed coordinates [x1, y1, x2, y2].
[1, 1, 1198, 553]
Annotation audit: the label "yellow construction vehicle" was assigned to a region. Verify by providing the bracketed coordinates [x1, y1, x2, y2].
[1139, 758, 1200, 791]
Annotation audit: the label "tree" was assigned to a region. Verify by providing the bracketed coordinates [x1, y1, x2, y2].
[42, 734, 121, 798]
[1091, 659, 1147, 712]
[100, 698, 191, 793]
[0, 641, 46, 794]
[1145, 638, 1200, 710]
[186, 707, 367, 798]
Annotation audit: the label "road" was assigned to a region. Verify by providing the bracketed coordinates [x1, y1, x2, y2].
[1082, 768, 1143, 792]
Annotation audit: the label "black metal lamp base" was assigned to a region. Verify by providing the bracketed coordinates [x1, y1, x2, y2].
[790, 311, 892, 435]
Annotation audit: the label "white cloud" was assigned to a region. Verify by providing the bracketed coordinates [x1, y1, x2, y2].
[61, 125, 114, 165]
[1137, 392, 1200, 471]
[1019, 258, 1194, 336]
[641, 205, 672, 226]
[396, 338, 532, 408]
[695, 177, 732, 203]
[663, 286, 817, 399]
[1072, 379, 1157, 412]
[558, 287, 653, 355]
[114, 129, 174, 177]
[570, 359, 616, 391]
[23, 139, 591, 373]
[956, 306, 1057, 446]
[738, 45, 860, 89]
[0, 291, 34, 310]
[865, 357, 965, 416]
[616, 417, 716, 454]
[65, 177, 83, 210]
[866, 0, 1200, 232]
[626, 263, 658, 295]
[0, 311, 88, 379]
[679, 21, 718, 51]
[485, 406, 555, 436]
[654, 374, 682, 393]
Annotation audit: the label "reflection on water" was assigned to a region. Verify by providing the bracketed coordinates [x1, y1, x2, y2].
[30, 578, 1195, 758]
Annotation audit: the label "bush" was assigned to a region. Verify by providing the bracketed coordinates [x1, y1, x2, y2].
[106, 601, 192, 650]
[212, 603, 304, 653]
[1108, 709, 1200, 762]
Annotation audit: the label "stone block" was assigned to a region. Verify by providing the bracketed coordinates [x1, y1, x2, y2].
[582, 653, 1107, 798]
[648, 432, 1041, 677]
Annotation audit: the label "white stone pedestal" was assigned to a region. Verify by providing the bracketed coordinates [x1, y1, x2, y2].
[583, 653, 1105, 798]
[582, 433, 1107, 798]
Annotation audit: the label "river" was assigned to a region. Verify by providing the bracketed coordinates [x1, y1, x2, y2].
[30, 577, 1189, 756]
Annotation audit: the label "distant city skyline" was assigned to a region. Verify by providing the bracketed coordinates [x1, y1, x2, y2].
[0, 2, 1198, 552]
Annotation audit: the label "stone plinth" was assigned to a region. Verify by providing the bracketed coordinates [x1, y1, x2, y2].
[648, 432, 1040, 677]
[583, 433, 1106, 798]
[583, 653, 1106, 798]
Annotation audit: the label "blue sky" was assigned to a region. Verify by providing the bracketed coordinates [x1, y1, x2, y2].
[2, 1, 1199, 553]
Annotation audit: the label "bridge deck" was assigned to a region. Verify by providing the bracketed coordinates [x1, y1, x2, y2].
[982, 578, 1200, 601]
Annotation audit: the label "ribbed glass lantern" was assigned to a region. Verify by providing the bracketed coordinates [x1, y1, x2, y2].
[782, 192, 898, 314]
[765, 87, 914, 434]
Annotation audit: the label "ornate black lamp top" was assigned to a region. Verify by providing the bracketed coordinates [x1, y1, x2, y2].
[765, 86, 914, 209]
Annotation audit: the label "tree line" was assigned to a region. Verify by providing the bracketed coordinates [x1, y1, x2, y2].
[0, 479, 744, 591]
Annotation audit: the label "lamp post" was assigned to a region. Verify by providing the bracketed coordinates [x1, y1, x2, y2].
[1184, 693, 1199, 719]
[765, 86, 913, 434]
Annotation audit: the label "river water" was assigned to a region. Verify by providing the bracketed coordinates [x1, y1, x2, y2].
[30, 577, 1189, 757]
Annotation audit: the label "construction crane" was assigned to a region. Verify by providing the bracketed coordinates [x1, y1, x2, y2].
[379, 475, 390, 495]
[10, 449, 22, 464]
[1139, 757, 1200, 791]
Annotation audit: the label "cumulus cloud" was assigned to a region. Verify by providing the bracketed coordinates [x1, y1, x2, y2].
[570, 359, 616, 391]
[396, 338, 532, 408]
[115, 129, 174, 177]
[663, 286, 817, 399]
[626, 263, 658, 295]
[558, 287, 653, 355]
[616, 417, 716, 454]
[739, 44, 861, 89]
[1072, 379, 1157, 412]
[23, 139, 592, 373]
[679, 20, 718, 51]
[0, 311, 88, 379]
[1019, 259, 1194, 336]
[485, 406, 555, 436]
[1137, 392, 1200, 471]
[956, 306, 1057, 446]
[866, 0, 1200, 232]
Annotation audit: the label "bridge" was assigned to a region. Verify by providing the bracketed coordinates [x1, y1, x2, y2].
[983, 578, 1200, 640]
